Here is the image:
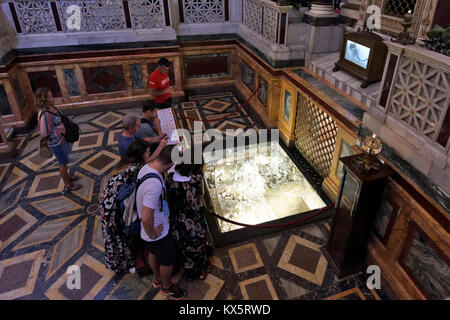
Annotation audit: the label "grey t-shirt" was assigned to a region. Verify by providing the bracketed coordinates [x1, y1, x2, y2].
[138, 118, 157, 138]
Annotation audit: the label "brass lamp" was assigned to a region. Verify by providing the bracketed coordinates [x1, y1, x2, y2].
[357, 133, 383, 172]
[391, 9, 416, 45]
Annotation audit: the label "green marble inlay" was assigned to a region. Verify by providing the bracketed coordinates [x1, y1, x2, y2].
[108, 275, 153, 300]
[293, 69, 366, 121]
[359, 126, 450, 214]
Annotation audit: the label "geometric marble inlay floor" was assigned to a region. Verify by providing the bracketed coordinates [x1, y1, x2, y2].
[0, 91, 389, 300]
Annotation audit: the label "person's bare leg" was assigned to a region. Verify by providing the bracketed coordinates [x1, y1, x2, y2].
[59, 165, 72, 188]
[146, 252, 161, 280]
[160, 264, 174, 289]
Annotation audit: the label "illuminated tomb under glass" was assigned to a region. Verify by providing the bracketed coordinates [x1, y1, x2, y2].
[203, 142, 327, 244]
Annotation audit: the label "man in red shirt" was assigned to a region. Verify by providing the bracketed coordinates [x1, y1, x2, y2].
[149, 58, 173, 109]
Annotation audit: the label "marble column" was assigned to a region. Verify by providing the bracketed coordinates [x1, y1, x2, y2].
[307, 0, 336, 17]
[304, 0, 342, 67]
[341, 0, 362, 32]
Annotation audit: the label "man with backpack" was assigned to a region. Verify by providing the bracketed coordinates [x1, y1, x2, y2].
[136, 145, 186, 300]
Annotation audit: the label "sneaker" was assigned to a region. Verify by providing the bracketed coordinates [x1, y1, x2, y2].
[152, 278, 161, 289]
[161, 285, 186, 300]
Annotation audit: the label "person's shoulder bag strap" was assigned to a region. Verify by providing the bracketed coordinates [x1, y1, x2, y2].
[135, 173, 165, 212]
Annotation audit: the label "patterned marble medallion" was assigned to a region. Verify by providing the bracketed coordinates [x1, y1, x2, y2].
[46, 219, 87, 280]
[45, 253, 115, 300]
[27, 171, 65, 198]
[0, 182, 27, 215]
[107, 129, 121, 146]
[31, 196, 83, 216]
[20, 150, 55, 171]
[80, 150, 120, 176]
[91, 112, 123, 128]
[71, 171, 95, 202]
[202, 99, 232, 113]
[280, 278, 310, 299]
[277, 235, 328, 286]
[1, 166, 27, 192]
[13, 216, 78, 250]
[71, 132, 104, 151]
[106, 274, 153, 300]
[0, 207, 38, 250]
[0, 250, 45, 300]
[239, 275, 278, 300]
[228, 243, 264, 274]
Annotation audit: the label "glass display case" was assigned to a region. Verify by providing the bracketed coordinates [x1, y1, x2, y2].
[203, 142, 326, 233]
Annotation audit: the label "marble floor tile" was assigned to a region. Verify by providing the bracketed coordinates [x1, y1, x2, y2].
[46, 219, 87, 280]
[0, 250, 45, 300]
[228, 243, 264, 274]
[239, 275, 278, 300]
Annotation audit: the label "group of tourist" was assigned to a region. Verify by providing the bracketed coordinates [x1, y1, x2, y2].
[36, 58, 209, 300]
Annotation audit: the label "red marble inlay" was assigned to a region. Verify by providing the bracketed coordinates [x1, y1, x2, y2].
[28, 71, 62, 98]
[82, 66, 126, 94]
[234, 247, 258, 269]
[99, 114, 120, 125]
[57, 264, 102, 300]
[78, 135, 98, 147]
[35, 175, 61, 193]
[244, 280, 273, 300]
[0, 215, 27, 242]
[288, 243, 321, 274]
[0, 260, 34, 294]
[88, 154, 115, 170]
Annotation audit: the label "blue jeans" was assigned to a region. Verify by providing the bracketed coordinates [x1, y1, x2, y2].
[49, 142, 71, 165]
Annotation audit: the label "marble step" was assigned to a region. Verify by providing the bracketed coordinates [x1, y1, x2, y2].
[308, 52, 381, 109]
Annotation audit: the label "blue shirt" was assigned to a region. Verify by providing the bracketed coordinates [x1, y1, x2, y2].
[118, 132, 141, 157]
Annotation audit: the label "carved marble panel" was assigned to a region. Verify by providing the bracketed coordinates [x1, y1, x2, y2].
[184, 54, 230, 79]
[82, 66, 126, 94]
[0, 85, 13, 116]
[257, 76, 268, 107]
[129, 63, 144, 90]
[57, 0, 126, 32]
[388, 55, 450, 142]
[401, 226, 450, 300]
[129, 0, 165, 29]
[183, 0, 225, 23]
[28, 71, 62, 98]
[241, 60, 255, 92]
[63, 69, 81, 96]
[243, 0, 262, 35]
[14, 0, 58, 34]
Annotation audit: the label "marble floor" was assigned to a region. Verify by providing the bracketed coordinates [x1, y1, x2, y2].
[0, 90, 389, 300]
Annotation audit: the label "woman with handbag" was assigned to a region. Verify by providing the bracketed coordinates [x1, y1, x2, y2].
[36, 87, 82, 192]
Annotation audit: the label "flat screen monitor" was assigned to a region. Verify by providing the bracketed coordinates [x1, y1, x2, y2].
[344, 40, 371, 70]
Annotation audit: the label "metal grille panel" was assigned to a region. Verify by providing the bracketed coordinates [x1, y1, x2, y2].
[383, 0, 418, 17]
[294, 92, 338, 178]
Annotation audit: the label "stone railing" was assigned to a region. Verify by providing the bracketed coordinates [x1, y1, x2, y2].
[379, 43, 450, 152]
[179, 0, 227, 24]
[5, 0, 170, 34]
[363, 41, 450, 195]
[241, 0, 291, 45]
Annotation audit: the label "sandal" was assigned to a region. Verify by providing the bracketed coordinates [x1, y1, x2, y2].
[64, 183, 82, 192]
[70, 174, 80, 182]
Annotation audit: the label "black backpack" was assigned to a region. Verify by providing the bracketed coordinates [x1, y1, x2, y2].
[40, 107, 80, 143]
